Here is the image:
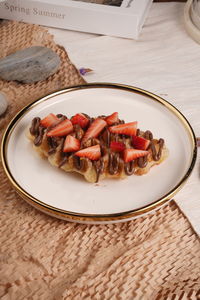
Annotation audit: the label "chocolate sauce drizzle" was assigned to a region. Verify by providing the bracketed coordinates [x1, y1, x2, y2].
[124, 161, 135, 176]
[108, 152, 119, 175]
[30, 117, 45, 146]
[59, 153, 69, 168]
[30, 117, 40, 136]
[93, 158, 105, 182]
[143, 130, 164, 161]
[29, 114, 165, 182]
[73, 156, 89, 172]
[47, 137, 59, 154]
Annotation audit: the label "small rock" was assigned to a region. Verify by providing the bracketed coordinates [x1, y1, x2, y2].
[0, 46, 61, 83]
[0, 92, 8, 116]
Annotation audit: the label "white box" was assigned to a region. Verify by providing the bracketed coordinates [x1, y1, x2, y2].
[0, 0, 152, 39]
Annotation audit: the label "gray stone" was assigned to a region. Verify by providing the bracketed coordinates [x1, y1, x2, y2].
[0, 92, 8, 116]
[0, 46, 61, 83]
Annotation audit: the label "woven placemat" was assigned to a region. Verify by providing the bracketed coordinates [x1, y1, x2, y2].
[0, 21, 200, 300]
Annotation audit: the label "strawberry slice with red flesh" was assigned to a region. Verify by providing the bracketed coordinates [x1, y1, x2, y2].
[47, 119, 73, 137]
[63, 135, 80, 152]
[110, 141, 125, 152]
[40, 113, 59, 128]
[123, 149, 148, 163]
[71, 113, 89, 128]
[109, 122, 137, 136]
[105, 112, 119, 125]
[75, 144, 101, 161]
[132, 135, 150, 150]
[82, 118, 107, 143]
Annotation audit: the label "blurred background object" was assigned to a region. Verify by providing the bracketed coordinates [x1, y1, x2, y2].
[72, 0, 123, 6]
[154, 0, 186, 2]
[184, 0, 200, 44]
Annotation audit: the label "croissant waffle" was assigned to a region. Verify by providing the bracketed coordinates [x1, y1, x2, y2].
[27, 113, 169, 183]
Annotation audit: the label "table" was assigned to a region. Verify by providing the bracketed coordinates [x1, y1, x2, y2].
[48, 2, 200, 234]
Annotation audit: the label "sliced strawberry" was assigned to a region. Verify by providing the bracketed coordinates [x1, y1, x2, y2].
[132, 135, 150, 150]
[71, 113, 89, 128]
[63, 135, 80, 152]
[75, 144, 101, 161]
[40, 113, 59, 128]
[82, 118, 107, 143]
[110, 141, 125, 152]
[109, 122, 137, 136]
[105, 112, 119, 125]
[47, 119, 73, 137]
[123, 149, 148, 163]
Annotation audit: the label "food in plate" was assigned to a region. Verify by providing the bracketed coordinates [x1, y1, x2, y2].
[27, 112, 169, 183]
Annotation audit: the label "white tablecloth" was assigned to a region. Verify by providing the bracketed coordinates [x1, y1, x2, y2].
[48, 2, 200, 234]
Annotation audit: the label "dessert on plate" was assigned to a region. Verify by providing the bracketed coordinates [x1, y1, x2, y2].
[27, 112, 169, 183]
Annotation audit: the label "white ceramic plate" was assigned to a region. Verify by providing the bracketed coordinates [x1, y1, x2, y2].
[1, 83, 197, 224]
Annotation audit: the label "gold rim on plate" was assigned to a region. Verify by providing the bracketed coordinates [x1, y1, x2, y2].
[1, 83, 197, 223]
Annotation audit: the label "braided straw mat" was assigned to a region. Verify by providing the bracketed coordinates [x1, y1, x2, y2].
[0, 21, 199, 300]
